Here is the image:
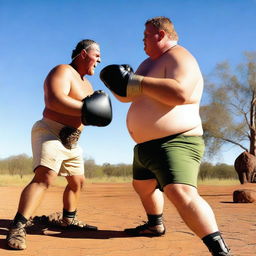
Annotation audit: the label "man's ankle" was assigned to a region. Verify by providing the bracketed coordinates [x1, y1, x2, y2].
[13, 212, 28, 227]
[147, 213, 163, 227]
[63, 209, 77, 219]
[202, 231, 230, 255]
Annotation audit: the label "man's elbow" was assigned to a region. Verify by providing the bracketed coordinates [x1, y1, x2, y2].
[175, 89, 189, 104]
[113, 93, 133, 103]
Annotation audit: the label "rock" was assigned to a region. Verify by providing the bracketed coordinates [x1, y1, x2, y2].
[233, 189, 256, 203]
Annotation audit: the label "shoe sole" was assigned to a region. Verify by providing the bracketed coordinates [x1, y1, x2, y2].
[7, 242, 26, 250]
[124, 229, 165, 237]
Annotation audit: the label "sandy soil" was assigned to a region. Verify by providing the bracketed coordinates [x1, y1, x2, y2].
[0, 182, 255, 256]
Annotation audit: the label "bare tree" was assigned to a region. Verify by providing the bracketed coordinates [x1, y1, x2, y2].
[201, 52, 256, 158]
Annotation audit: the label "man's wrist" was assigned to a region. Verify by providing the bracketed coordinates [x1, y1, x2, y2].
[127, 74, 144, 97]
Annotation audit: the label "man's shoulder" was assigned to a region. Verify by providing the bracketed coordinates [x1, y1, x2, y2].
[51, 64, 72, 72]
[169, 45, 195, 60]
[164, 45, 198, 68]
[45, 64, 73, 83]
[47, 64, 73, 77]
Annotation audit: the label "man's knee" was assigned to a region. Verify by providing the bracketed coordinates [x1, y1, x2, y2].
[164, 184, 198, 205]
[66, 175, 85, 192]
[32, 166, 57, 188]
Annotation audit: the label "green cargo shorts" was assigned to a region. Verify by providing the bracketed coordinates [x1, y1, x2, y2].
[132, 134, 205, 190]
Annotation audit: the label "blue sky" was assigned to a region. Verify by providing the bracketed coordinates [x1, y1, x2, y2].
[0, 0, 255, 165]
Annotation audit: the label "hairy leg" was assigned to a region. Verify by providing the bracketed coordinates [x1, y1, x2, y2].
[164, 183, 219, 238]
[17, 166, 57, 219]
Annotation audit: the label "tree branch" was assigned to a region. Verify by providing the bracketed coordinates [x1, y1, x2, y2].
[220, 137, 248, 151]
[243, 110, 254, 130]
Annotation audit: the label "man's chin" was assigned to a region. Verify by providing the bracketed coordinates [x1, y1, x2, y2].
[88, 70, 94, 76]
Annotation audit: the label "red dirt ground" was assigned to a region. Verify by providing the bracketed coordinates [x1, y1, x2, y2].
[0, 182, 255, 256]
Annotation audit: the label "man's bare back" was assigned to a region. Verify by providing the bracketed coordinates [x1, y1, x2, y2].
[127, 45, 204, 143]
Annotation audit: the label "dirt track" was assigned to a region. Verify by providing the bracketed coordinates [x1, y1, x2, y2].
[0, 183, 255, 256]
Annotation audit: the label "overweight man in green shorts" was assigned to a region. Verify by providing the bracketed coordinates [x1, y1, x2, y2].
[100, 17, 231, 256]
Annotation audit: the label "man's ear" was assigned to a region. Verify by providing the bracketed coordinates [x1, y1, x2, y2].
[81, 49, 87, 59]
[158, 30, 165, 41]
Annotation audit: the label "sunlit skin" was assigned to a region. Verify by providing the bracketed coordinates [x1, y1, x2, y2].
[115, 24, 203, 143]
[16, 44, 101, 221]
[43, 44, 101, 130]
[114, 23, 220, 240]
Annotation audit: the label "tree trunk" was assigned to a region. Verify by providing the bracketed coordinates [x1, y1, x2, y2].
[249, 128, 256, 155]
[250, 95, 256, 155]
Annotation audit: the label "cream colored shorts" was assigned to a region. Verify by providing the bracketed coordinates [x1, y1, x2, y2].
[31, 118, 84, 176]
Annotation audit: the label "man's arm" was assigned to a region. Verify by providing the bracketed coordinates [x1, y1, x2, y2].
[141, 54, 200, 106]
[112, 93, 133, 103]
[44, 65, 83, 116]
[100, 53, 200, 106]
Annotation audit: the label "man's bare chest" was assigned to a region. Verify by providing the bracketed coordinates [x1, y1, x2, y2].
[69, 80, 93, 100]
[138, 59, 167, 78]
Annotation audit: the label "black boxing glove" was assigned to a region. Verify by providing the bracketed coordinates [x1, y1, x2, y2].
[81, 90, 112, 126]
[100, 64, 144, 97]
[121, 64, 134, 73]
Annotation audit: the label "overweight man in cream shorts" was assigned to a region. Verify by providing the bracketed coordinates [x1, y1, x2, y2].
[6, 39, 112, 250]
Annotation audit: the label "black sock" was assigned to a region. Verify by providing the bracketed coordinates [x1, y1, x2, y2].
[13, 212, 28, 226]
[202, 231, 230, 255]
[147, 214, 163, 226]
[63, 209, 76, 219]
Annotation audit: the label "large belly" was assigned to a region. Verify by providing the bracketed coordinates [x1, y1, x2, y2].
[127, 98, 202, 143]
[43, 108, 84, 130]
